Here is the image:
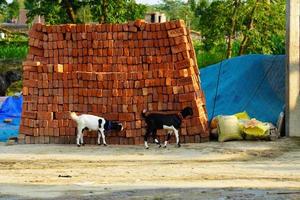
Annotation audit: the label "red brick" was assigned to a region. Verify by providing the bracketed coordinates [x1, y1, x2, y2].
[19, 125, 33, 136]
[119, 113, 135, 121]
[22, 111, 37, 119]
[167, 27, 187, 38]
[37, 112, 53, 120]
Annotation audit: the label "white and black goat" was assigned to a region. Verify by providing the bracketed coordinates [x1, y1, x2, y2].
[142, 107, 193, 149]
[70, 112, 123, 146]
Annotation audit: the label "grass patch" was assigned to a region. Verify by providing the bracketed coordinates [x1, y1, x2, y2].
[0, 59, 23, 73]
[0, 44, 28, 60]
[197, 51, 226, 69]
[0, 35, 28, 60]
[193, 40, 241, 69]
[6, 80, 22, 96]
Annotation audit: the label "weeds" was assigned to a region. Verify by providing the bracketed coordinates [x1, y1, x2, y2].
[0, 44, 28, 60]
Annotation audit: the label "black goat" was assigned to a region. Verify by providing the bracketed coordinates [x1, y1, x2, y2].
[142, 107, 193, 149]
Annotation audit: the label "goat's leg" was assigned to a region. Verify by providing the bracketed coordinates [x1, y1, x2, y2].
[76, 127, 82, 147]
[144, 128, 151, 149]
[80, 129, 85, 146]
[97, 130, 102, 145]
[163, 131, 172, 148]
[174, 128, 180, 147]
[152, 129, 161, 148]
[100, 130, 107, 146]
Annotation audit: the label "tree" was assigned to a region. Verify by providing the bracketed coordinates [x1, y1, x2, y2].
[0, 0, 6, 15]
[7, 0, 20, 22]
[238, 0, 286, 55]
[198, 1, 230, 51]
[24, 0, 147, 25]
[196, 0, 285, 58]
[76, 5, 93, 23]
[0, 0, 7, 23]
[226, 0, 241, 58]
[238, 0, 260, 55]
[24, 0, 72, 24]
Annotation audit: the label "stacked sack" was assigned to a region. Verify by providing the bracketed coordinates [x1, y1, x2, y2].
[210, 111, 279, 142]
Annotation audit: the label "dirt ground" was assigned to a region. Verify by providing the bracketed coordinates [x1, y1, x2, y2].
[0, 138, 299, 200]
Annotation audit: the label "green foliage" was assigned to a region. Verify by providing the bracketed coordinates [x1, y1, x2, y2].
[25, 0, 72, 24]
[0, 0, 7, 16]
[242, 0, 286, 55]
[7, 0, 20, 20]
[193, 39, 227, 68]
[89, 0, 146, 23]
[0, 0, 21, 22]
[76, 5, 93, 23]
[6, 80, 22, 96]
[197, 0, 285, 59]
[0, 35, 28, 59]
[0, 44, 28, 60]
[24, 0, 147, 25]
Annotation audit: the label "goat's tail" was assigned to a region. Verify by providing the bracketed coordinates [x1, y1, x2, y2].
[69, 111, 79, 122]
[141, 109, 147, 118]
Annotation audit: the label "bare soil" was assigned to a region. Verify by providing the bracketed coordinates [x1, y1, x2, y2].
[0, 138, 299, 199]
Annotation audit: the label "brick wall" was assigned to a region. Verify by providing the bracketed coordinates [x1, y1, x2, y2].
[18, 19, 209, 145]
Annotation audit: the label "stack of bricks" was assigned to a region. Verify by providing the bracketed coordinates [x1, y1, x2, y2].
[19, 19, 209, 145]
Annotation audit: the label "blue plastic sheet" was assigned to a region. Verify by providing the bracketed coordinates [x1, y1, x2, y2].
[200, 54, 285, 124]
[0, 95, 22, 142]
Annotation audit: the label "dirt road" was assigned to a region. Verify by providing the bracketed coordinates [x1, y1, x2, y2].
[0, 138, 299, 199]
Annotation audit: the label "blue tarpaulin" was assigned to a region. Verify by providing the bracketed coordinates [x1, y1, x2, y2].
[200, 54, 285, 124]
[0, 95, 22, 142]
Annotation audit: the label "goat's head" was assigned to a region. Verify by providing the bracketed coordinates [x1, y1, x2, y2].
[181, 107, 193, 118]
[110, 121, 124, 131]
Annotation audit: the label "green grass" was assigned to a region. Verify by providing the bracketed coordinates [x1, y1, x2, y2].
[197, 51, 226, 69]
[194, 40, 241, 69]
[0, 44, 28, 60]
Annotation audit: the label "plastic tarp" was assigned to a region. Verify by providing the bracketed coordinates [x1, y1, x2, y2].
[0, 95, 22, 142]
[200, 54, 285, 124]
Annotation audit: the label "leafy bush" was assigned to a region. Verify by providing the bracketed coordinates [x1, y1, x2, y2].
[194, 40, 243, 69]
[6, 80, 22, 96]
[0, 44, 28, 59]
[0, 35, 28, 60]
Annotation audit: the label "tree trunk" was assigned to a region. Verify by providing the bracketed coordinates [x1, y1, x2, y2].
[226, 0, 241, 59]
[238, 0, 260, 55]
[99, 0, 109, 23]
[63, 0, 76, 23]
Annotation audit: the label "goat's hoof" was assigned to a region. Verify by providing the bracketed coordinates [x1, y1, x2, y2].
[177, 143, 181, 148]
[158, 144, 161, 148]
[77, 144, 81, 147]
[145, 146, 149, 149]
[103, 144, 107, 146]
[81, 143, 85, 146]
[163, 145, 167, 148]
